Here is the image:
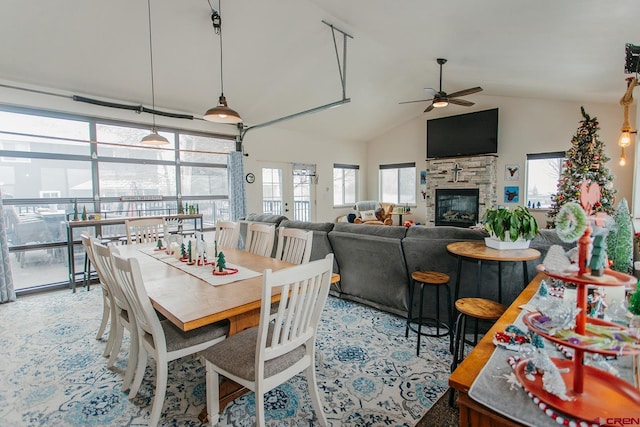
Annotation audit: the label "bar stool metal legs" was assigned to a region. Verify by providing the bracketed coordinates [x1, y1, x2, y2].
[449, 297, 506, 406]
[406, 271, 453, 356]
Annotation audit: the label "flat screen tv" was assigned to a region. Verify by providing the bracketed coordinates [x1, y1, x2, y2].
[426, 108, 498, 159]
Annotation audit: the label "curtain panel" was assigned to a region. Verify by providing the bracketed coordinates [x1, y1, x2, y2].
[227, 151, 247, 221]
[0, 191, 15, 303]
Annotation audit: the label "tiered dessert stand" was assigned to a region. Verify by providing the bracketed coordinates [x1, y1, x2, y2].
[518, 188, 640, 424]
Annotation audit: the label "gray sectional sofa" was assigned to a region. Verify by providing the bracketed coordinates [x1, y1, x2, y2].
[239, 213, 571, 319]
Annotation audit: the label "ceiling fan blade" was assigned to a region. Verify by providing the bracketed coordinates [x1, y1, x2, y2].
[448, 86, 483, 98]
[424, 103, 435, 113]
[448, 98, 475, 107]
[399, 98, 433, 105]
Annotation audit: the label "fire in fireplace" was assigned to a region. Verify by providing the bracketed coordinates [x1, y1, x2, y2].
[435, 188, 479, 227]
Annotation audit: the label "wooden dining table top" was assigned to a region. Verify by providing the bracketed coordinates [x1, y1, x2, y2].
[117, 245, 295, 332]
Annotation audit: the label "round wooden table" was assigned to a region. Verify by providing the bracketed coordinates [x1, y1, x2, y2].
[446, 241, 541, 304]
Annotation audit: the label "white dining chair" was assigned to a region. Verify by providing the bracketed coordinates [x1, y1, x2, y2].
[203, 254, 334, 427]
[244, 223, 276, 257]
[125, 217, 163, 245]
[111, 253, 230, 427]
[214, 220, 240, 249]
[274, 227, 313, 265]
[80, 234, 111, 344]
[91, 240, 140, 394]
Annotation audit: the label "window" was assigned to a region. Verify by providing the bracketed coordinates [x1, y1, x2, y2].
[262, 167, 283, 215]
[525, 152, 565, 209]
[379, 163, 416, 205]
[333, 163, 358, 207]
[0, 104, 235, 292]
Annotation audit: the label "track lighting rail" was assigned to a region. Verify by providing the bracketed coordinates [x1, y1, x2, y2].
[238, 21, 353, 143]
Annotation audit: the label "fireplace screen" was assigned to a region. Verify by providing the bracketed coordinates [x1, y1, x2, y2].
[435, 188, 479, 227]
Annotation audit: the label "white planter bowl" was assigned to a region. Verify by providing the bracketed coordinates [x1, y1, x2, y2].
[484, 235, 531, 250]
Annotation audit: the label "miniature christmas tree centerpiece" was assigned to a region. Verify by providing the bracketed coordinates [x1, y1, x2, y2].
[216, 251, 226, 272]
[155, 238, 164, 251]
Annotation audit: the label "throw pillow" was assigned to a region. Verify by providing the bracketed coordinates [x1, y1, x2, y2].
[347, 213, 357, 223]
[374, 207, 385, 221]
[361, 210, 377, 222]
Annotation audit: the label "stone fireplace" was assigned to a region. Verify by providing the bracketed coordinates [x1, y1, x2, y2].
[435, 188, 479, 227]
[425, 155, 497, 226]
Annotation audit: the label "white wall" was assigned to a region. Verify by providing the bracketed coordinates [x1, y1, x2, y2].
[2, 82, 635, 226]
[367, 96, 636, 226]
[241, 126, 367, 222]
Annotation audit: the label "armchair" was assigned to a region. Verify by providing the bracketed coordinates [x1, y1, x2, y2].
[353, 201, 396, 225]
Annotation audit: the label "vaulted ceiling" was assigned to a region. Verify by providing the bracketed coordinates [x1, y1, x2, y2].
[0, 0, 638, 142]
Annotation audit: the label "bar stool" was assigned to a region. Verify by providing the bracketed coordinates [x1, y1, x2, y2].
[405, 271, 453, 356]
[449, 297, 506, 406]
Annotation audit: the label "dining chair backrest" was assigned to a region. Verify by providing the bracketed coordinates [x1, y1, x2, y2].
[203, 257, 333, 426]
[92, 241, 127, 311]
[111, 253, 167, 351]
[275, 227, 313, 265]
[80, 232, 97, 272]
[261, 253, 333, 358]
[214, 220, 240, 249]
[244, 223, 276, 257]
[125, 218, 163, 245]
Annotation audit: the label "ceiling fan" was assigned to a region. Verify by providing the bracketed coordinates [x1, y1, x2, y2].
[399, 58, 483, 113]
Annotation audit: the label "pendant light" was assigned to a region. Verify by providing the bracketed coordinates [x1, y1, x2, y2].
[203, 0, 243, 124]
[141, 0, 169, 145]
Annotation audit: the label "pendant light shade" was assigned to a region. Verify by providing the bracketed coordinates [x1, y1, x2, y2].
[141, 0, 169, 145]
[141, 128, 170, 145]
[204, 94, 243, 124]
[203, 1, 242, 124]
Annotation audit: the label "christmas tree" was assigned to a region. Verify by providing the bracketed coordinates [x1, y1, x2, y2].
[547, 107, 616, 226]
[606, 198, 634, 274]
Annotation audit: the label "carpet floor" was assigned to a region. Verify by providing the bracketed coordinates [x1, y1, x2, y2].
[0, 287, 454, 426]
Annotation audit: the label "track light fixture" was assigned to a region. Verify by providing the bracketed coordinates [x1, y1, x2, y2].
[203, 0, 242, 124]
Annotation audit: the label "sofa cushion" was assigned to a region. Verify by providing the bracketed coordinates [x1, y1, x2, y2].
[333, 222, 407, 239]
[329, 225, 408, 315]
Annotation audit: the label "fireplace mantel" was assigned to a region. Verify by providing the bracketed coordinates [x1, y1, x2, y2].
[425, 155, 497, 226]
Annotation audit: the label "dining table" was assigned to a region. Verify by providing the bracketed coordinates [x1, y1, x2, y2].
[117, 243, 339, 419]
[117, 244, 294, 335]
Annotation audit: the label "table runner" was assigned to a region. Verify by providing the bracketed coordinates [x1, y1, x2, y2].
[468, 285, 636, 426]
[139, 247, 262, 287]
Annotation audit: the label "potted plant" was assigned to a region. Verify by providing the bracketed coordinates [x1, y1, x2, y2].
[482, 206, 539, 250]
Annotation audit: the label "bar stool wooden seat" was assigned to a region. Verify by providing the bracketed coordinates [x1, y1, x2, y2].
[405, 271, 453, 356]
[449, 297, 506, 406]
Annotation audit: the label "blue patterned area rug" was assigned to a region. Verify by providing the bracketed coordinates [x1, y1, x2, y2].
[0, 289, 451, 426]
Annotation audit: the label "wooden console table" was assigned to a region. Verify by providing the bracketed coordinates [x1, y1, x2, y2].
[65, 213, 203, 292]
[448, 272, 543, 426]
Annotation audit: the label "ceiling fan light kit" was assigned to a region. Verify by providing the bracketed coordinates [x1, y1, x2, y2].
[400, 57, 482, 113]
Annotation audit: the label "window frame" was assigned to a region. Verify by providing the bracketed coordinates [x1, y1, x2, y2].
[525, 151, 566, 210]
[333, 163, 359, 207]
[378, 162, 416, 205]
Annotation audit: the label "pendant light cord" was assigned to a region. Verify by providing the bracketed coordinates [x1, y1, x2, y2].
[147, 0, 158, 129]
[208, 0, 224, 96]
[219, 0, 224, 96]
